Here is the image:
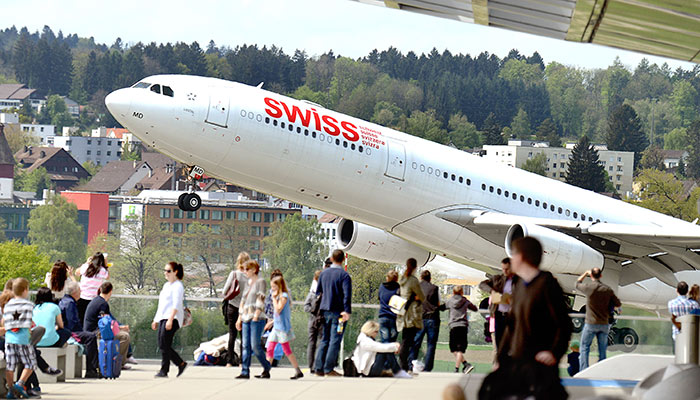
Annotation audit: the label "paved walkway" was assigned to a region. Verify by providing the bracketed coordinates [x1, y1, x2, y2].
[39, 362, 634, 399]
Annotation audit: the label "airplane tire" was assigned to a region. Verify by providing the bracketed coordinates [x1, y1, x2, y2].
[572, 306, 585, 333]
[178, 193, 188, 211]
[186, 193, 202, 211]
[617, 327, 639, 353]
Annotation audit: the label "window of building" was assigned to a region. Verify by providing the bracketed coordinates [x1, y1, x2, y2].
[553, 163, 557, 168]
[252, 212, 262, 222]
[160, 223, 170, 231]
[616, 184, 621, 190]
[186, 211, 196, 219]
[97, 151, 101, 155]
[277, 214, 286, 222]
[252, 226, 261, 236]
[252, 240, 260, 250]
[212, 210, 222, 220]
[173, 223, 183, 233]
[173, 209, 183, 219]
[618, 157, 622, 162]
[107, 151, 111, 156]
[87, 139, 92, 145]
[87, 150, 91, 155]
[264, 213, 274, 223]
[200, 209, 210, 220]
[108, 141, 112, 146]
[238, 211, 248, 221]
[211, 225, 221, 234]
[263, 227, 270, 236]
[616, 175, 621, 181]
[226, 211, 235, 220]
[160, 208, 171, 219]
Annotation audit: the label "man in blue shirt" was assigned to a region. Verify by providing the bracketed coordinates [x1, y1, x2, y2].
[59, 281, 100, 378]
[668, 281, 699, 342]
[314, 249, 352, 377]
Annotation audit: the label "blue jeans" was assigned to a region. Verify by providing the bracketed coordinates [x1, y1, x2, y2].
[314, 311, 344, 373]
[241, 319, 271, 376]
[378, 317, 398, 343]
[579, 323, 610, 371]
[409, 318, 439, 371]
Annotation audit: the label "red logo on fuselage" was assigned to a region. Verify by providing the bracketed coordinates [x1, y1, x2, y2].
[263, 97, 359, 142]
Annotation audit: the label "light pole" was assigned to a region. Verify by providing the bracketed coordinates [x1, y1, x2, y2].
[651, 98, 657, 146]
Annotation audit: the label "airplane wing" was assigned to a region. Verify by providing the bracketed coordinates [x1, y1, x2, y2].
[437, 208, 700, 287]
[351, 0, 700, 64]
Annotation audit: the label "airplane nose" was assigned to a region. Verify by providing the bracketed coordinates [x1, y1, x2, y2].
[105, 89, 131, 118]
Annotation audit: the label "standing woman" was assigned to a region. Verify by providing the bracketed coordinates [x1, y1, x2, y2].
[397, 258, 425, 373]
[152, 262, 188, 378]
[76, 253, 109, 323]
[266, 275, 303, 379]
[222, 252, 250, 367]
[235, 260, 271, 379]
[45, 261, 76, 300]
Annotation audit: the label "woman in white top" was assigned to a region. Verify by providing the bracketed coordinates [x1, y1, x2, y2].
[351, 321, 411, 378]
[44, 260, 76, 300]
[221, 251, 250, 367]
[151, 261, 187, 378]
[75, 252, 110, 323]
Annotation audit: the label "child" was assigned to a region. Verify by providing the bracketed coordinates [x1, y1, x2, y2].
[3, 278, 38, 399]
[567, 341, 580, 377]
[446, 286, 478, 374]
[266, 276, 303, 379]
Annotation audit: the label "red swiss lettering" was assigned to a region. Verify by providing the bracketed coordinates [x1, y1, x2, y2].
[341, 121, 359, 142]
[264, 97, 282, 118]
[282, 102, 312, 127]
[322, 115, 340, 136]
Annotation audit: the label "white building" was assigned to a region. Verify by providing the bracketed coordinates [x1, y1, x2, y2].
[48, 136, 123, 165]
[21, 124, 55, 145]
[482, 140, 635, 195]
[661, 150, 688, 169]
[91, 127, 140, 151]
[0, 113, 19, 124]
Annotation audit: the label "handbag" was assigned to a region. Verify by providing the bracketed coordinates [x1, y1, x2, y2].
[182, 299, 193, 328]
[389, 294, 408, 315]
[342, 357, 359, 377]
[223, 273, 240, 301]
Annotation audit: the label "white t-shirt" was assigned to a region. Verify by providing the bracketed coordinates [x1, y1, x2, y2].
[153, 280, 185, 327]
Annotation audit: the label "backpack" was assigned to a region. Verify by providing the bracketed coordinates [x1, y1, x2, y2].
[98, 314, 119, 340]
[342, 357, 359, 377]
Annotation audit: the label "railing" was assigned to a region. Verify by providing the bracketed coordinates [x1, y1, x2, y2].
[107, 295, 675, 373]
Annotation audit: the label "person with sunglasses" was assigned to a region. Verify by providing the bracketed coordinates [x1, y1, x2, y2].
[152, 262, 187, 378]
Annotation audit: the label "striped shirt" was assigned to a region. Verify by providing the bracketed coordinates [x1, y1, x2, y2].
[3, 298, 34, 345]
[79, 263, 109, 300]
[240, 278, 267, 323]
[668, 295, 699, 339]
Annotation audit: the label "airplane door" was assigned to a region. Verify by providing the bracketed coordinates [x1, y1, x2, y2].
[205, 92, 230, 127]
[385, 140, 406, 181]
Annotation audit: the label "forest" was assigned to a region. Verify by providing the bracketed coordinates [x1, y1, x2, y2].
[0, 25, 699, 160]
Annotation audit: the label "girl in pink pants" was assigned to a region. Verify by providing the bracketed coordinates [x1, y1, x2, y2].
[266, 276, 303, 380]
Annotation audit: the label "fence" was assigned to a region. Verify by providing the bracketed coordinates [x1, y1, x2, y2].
[107, 294, 675, 372]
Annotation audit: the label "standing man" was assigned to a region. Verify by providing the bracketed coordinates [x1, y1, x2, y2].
[480, 238, 572, 400]
[668, 281, 699, 343]
[576, 267, 621, 371]
[479, 258, 517, 355]
[409, 270, 443, 372]
[314, 249, 352, 377]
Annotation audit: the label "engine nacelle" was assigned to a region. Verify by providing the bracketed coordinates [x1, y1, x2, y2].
[336, 219, 435, 266]
[505, 223, 603, 274]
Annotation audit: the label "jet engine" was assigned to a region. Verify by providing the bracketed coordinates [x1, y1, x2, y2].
[505, 223, 603, 274]
[336, 219, 435, 266]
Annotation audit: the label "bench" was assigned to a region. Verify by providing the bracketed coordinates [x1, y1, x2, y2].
[36, 347, 66, 383]
[0, 358, 6, 395]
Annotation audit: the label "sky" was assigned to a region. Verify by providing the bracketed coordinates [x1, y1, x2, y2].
[3, 0, 697, 71]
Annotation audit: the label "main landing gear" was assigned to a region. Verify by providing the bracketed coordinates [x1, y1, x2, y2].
[572, 306, 639, 353]
[178, 165, 204, 212]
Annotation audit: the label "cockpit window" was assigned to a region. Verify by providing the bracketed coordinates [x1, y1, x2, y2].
[162, 86, 174, 97]
[132, 82, 151, 89]
[150, 84, 161, 94]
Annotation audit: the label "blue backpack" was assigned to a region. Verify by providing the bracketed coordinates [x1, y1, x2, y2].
[98, 314, 117, 340]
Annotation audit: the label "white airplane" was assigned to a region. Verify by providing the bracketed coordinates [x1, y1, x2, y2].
[105, 75, 700, 347]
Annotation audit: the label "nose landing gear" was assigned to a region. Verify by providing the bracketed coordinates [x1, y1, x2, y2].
[178, 165, 204, 212]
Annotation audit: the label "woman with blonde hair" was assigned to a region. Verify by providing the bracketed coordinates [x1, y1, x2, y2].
[351, 320, 411, 378]
[222, 252, 250, 367]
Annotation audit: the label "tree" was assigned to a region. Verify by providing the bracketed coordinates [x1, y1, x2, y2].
[27, 194, 85, 266]
[82, 160, 101, 176]
[346, 257, 394, 304]
[219, 218, 252, 269]
[180, 222, 220, 297]
[14, 167, 52, 198]
[635, 169, 700, 221]
[482, 112, 505, 145]
[684, 121, 700, 179]
[639, 146, 666, 171]
[664, 127, 688, 150]
[606, 104, 648, 170]
[262, 213, 327, 300]
[521, 153, 547, 176]
[91, 215, 174, 293]
[0, 241, 51, 288]
[565, 135, 606, 192]
[447, 113, 480, 149]
[406, 109, 447, 144]
[671, 80, 698, 127]
[536, 118, 557, 141]
[510, 108, 531, 139]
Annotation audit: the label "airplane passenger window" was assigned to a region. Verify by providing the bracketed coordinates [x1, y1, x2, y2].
[312, 132, 316, 138]
[335, 139, 340, 145]
[535, 200, 540, 206]
[558, 207, 563, 214]
[481, 184, 486, 190]
[265, 117, 270, 123]
[466, 179, 471, 185]
[273, 120, 278, 126]
[281, 122, 286, 128]
[497, 189, 502, 195]
[304, 129, 309, 135]
[596, 219, 601, 223]
[527, 198, 532, 204]
[162, 86, 174, 97]
[451, 174, 456, 181]
[351, 143, 355, 150]
[565, 209, 570, 216]
[581, 214, 586, 221]
[550, 205, 555, 212]
[297, 127, 301, 133]
[428, 167, 433, 174]
[289, 124, 293, 132]
[504, 190, 509, 197]
[359, 145, 363, 152]
[573, 212, 577, 218]
[520, 195, 525, 202]
[458, 177, 463, 183]
[512, 193, 517, 200]
[420, 165, 425, 172]
[489, 186, 494, 193]
[150, 84, 161, 94]
[343, 141, 348, 148]
[589, 217, 593, 221]
[132, 82, 151, 89]
[412, 162, 417, 169]
[436, 169, 440, 176]
[543, 202, 547, 209]
[444, 172, 448, 179]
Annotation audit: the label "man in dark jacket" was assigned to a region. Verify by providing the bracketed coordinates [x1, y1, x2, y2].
[479, 257, 517, 354]
[58, 281, 100, 378]
[480, 238, 572, 400]
[408, 270, 444, 372]
[378, 270, 400, 343]
[314, 249, 352, 377]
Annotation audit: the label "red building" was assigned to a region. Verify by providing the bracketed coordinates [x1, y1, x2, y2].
[61, 191, 109, 244]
